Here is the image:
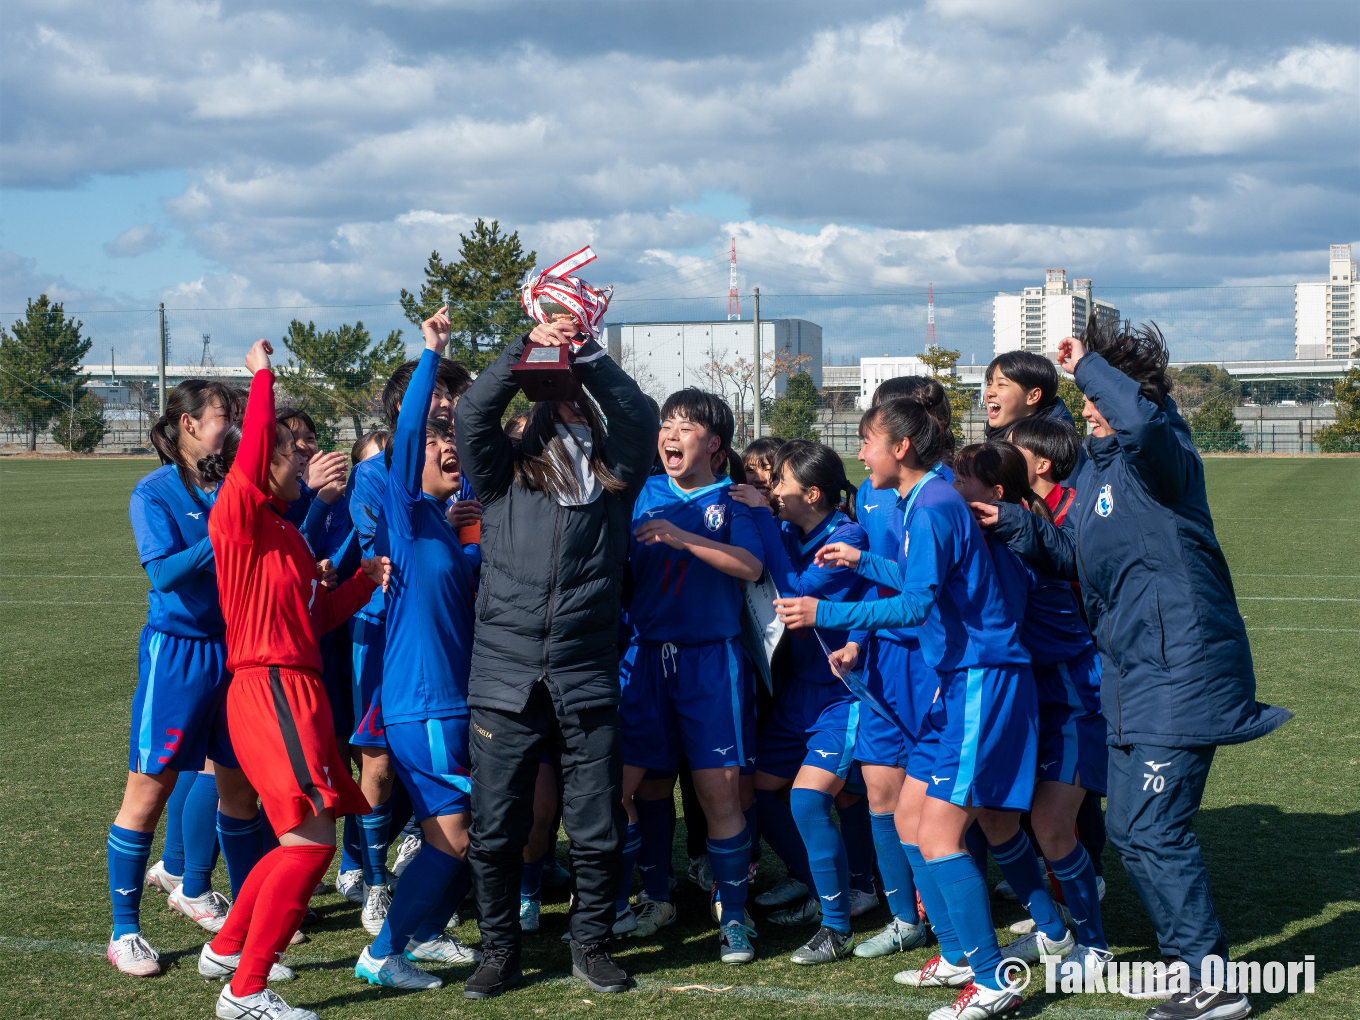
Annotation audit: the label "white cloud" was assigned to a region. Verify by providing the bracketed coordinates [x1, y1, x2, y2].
[104, 224, 165, 257]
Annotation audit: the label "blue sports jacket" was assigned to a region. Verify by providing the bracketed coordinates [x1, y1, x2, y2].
[990, 352, 1291, 749]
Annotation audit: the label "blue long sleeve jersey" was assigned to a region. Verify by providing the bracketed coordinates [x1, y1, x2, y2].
[375, 349, 475, 724]
[815, 475, 1028, 673]
[752, 508, 869, 685]
[627, 475, 765, 644]
[129, 465, 224, 638]
[985, 532, 1094, 667]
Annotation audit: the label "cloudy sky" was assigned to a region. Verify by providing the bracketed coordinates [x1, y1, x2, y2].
[1, 0, 1357, 360]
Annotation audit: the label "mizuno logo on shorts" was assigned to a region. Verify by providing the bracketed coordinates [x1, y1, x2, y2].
[814, 750, 835, 758]
[931, 775, 950, 785]
[713, 746, 733, 755]
[474, 724, 494, 740]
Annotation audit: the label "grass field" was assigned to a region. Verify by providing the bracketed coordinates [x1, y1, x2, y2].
[1, 456, 1357, 1020]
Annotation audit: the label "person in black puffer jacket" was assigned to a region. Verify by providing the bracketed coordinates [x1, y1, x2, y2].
[454, 319, 657, 998]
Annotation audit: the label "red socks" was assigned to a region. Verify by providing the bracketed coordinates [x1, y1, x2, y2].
[211, 844, 334, 997]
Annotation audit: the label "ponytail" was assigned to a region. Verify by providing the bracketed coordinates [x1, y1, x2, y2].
[149, 379, 242, 487]
[772, 439, 858, 522]
[869, 375, 954, 463]
[196, 424, 242, 485]
[954, 442, 1052, 521]
[860, 392, 946, 469]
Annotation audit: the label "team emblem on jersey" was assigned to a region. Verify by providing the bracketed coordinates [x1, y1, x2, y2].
[1095, 484, 1114, 517]
[704, 504, 726, 531]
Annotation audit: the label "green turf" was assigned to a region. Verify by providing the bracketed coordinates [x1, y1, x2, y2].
[0, 457, 1356, 1019]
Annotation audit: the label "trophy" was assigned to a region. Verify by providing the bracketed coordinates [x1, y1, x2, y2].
[514, 246, 612, 402]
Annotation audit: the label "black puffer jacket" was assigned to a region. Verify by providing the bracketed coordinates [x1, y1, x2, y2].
[454, 334, 658, 715]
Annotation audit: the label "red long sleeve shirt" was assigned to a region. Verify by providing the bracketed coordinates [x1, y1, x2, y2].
[210, 368, 376, 675]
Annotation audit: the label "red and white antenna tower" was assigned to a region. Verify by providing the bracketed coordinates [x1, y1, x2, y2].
[926, 283, 936, 347]
[727, 237, 740, 320]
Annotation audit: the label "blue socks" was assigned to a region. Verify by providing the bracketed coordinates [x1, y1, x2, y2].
[340, 814, 362, 875]
[636, 797, 674, 901]
[411, 850, 472, 943]
[521, 849, 548, 901]
[790, 789, 850, 934]
[754, 788, 812, 887]
[616, 821, 642, 913]
[904, 843, 966, 965]
[181, 772, 221, 897]
[991, 830, 1066, 940]
[837, 797, 876, 894]
[927, 852, 1005, 990]
[108, 825, 153, 938]
[707, 828, 751, 925]
[964, 821, 990, 882]
[161, 770, 195, 875]
[372, 843, 457, 958]
[1049, 844, 1106, 949]
[359, 800, 393, 887]
[744, 800, 760, 865]
[871, 812, 918, 922]
[216, 811, 265, 899]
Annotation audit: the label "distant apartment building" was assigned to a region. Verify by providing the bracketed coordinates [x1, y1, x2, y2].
[1295, 245, 1357, 360]
[993, 269, 1120, 358]
[857, 355, 931, 409]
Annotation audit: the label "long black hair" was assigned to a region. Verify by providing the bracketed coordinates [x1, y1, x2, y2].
[149, 379, 242, 487]
[871, 375, 954, 462]
[512, 395, 626, 501]
[772, 439, 857, 522]
[1080, 314, 1171, 407]
[859, 392, 947, 469]
[196, 424, 242, 486]
[954, 442, 1052, 521]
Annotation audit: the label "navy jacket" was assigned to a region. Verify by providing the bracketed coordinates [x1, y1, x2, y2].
[991, 352, 1291, 749]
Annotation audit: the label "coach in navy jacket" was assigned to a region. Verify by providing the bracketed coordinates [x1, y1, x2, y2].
[980, 321, 1289, 1015]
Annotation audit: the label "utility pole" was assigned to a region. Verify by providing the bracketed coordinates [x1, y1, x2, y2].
[157, 303, 168, 416]
[752, 287, 761, 440]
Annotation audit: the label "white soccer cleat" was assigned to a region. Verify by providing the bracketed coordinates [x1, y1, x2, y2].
[215, 985, 319, 1020]
[168, 886, 232, 933]
[361, 884, 392, 937]
[107, 932, 161, 977]
[198, 942, 296, 982]
[686, 855, 713, 891]
[1008, 917, 1037, 935]
[354, 945, 442, 990]
[1003, 925, 1074, 965]
[894, 953, 975, 988]
[404, 933, 481, 965]
[336, 869, 364, 905]
[753, 876, 807, 907]
[718, 920, 757, 965]
[144, 859, 182, 895]
[630, 898, 677, 937]
[520, 897, 541, 932]
[767, 895, 821, 927]
[849, 887, 880, 917]
[392, 833, 423, 879]
[926, 981, 1023, 1020]
[853, 916, 929, 957]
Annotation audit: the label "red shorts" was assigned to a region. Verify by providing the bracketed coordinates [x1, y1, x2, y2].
[227, 666, 370, 836]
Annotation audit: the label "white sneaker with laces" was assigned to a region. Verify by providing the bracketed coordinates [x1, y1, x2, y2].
[1004, 925, 1074, 965]
[107, 932, 160, 977]
[144, 859, 182, 895]
[926, 981, 1023, 1020]
[354, 945, 443, 990]
[753, 876, 807, 907]
[719, 920, 757, 965]
[168, 886, 232, 933]
[1066, 943, 1113, 985]
[520, 897, 540, 932]
[894, 953, 975, 988]
[849, 887, 880, 917]
[391, 833, 422, 879]
[630, 898, 677, 937]
[852, 916, 929, 958]
[404, 933, 481, 965]
[686, 855, 713, 891]
[215, 985, 319, 1019]
[361, 884, 392, 937]
[767, 894, 821, 927]
[336, 869, 364, 905]
[198, 942, 296, 982]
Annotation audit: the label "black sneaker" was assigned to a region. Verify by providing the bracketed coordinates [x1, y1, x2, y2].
[1145, 981, 1251, 1020]
[570, 940, 631, 993]
[790, 925, 852, 965]
[463, 944, 523, 999]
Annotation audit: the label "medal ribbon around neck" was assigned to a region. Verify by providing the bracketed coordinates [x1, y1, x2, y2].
[521, 246, 613, 346]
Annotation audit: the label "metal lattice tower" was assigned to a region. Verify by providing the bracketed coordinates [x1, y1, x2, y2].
[926, 283, 936, 347]
[727, 237, 740, 320]
[200, 333, 215, 369]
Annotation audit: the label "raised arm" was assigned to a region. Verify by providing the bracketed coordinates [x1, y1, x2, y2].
[235, 341, 277, 494]
[574, 337, 659, 496]
[453, 334, 528, 504]
[392, 347, 442, 510]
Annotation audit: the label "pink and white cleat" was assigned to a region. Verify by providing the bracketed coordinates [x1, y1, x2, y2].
[108, 932, 161, 977]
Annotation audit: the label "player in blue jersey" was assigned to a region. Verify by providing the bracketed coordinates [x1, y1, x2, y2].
[952, 443, 1110, 978]
[731, 441, 869, 965]
[777, 395, 1037, 1020]
[350, 310, 483, 990]
[277, 407, 349, 530]
[839, 376, 956, 960]
[347, 354, 471, 934]
[619, 389, 765, 964]
[107, 381, 271, 978]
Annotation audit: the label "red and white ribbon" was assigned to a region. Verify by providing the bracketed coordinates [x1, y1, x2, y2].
[521, 245, 613, 344]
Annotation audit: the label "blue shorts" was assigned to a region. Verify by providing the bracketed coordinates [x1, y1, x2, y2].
[1034, 650, 1107, 795]
[907, 664, 1038, 811]
[349, 614, 387, 749]
[621, 639, 755, 772]
[386, 716, 472, 820]
[128, 627, 236, 774]
[757, 676, 858, 780]
[854, 635, 933, 768]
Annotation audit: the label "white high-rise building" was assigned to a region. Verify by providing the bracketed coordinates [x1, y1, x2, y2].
[993, 269, 1119, 359]
[1295, 245, 1356, 360]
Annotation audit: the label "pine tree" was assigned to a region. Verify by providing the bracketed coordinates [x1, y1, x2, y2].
[0, 295, 93, 451]
[767, 371, 820, 442]
[276, 320, 407, 447]
[399, 218, 536, 371]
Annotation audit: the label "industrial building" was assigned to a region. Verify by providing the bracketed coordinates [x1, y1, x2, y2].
[992, 269, 1119, 358]
[1295, 244, 1356, 360]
